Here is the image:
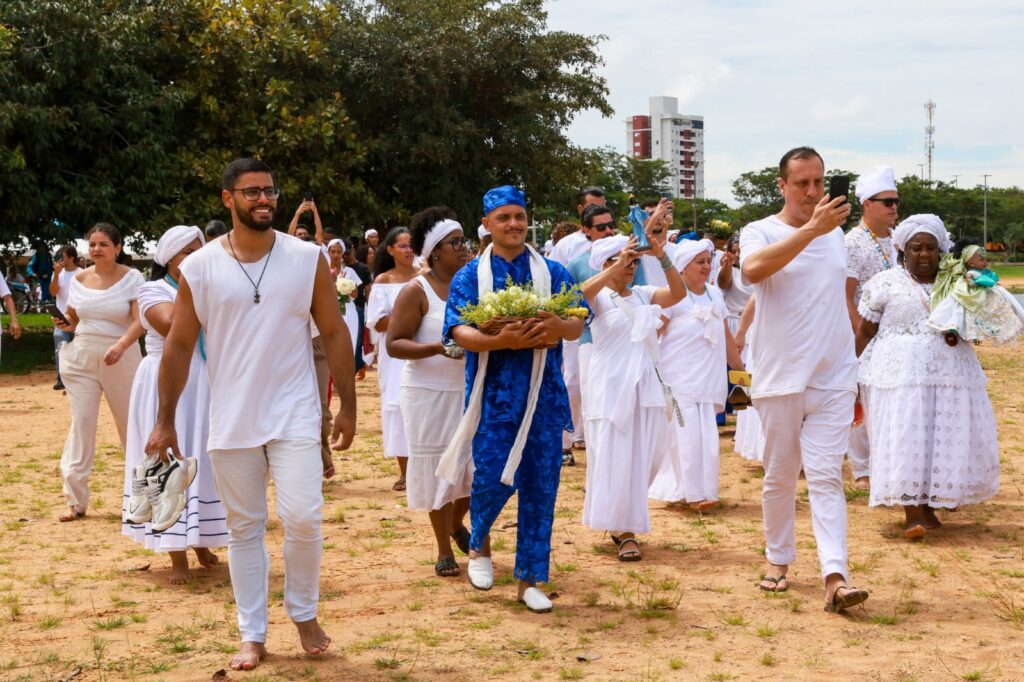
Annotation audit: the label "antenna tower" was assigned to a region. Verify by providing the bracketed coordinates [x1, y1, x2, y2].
[924, 99, 936, 182]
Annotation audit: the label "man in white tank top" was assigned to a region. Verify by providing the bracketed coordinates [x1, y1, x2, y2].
[146, 158, 357, 671]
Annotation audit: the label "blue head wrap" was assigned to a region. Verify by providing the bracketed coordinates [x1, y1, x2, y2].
[482, 185, 527, 216]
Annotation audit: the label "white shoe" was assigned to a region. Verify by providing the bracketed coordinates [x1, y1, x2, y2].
[467, 557, 494, 591]
[520, 586, 553, 613]
[125, 455, 164, 523]
[149, 458, 198, 533]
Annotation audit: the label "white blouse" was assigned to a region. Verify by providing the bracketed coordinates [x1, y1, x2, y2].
[67, 268, 143, 339]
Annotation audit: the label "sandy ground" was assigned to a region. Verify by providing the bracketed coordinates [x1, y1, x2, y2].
[1, 346, 1023, 682]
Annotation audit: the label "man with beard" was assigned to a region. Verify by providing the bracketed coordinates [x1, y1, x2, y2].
[146, 158, 356, 670]
[844, 165, 900, 491]
[740, 147, 869, 613]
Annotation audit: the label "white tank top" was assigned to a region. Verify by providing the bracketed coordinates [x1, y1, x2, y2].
[180, 233, 321, 450]
[401, 275, 465, 392]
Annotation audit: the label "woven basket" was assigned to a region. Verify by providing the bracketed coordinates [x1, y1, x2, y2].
[477, 316, 558, 349]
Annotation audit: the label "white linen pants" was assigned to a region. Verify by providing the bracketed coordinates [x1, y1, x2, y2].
[562, 339, 584, 448]
[208, 438, 323, 644]
[847, 384, 870, 480]
[755, 387, 854, 581]
[59, 335, 140, 512]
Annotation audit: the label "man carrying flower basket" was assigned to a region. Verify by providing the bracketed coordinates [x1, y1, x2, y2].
[439, 185, 585, 614]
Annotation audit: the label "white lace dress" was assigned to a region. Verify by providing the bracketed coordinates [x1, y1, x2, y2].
[858, 268, 999, 508]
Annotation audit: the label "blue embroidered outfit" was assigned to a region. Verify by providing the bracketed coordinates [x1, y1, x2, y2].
[443, 249, 579, 583]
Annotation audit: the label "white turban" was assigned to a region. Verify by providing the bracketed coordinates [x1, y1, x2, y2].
[892, 214, 952, 253]
[364, 229, 378, 239]
[477, 224, 490, 240]
[154, 225, 204, 266]
[588, 234, 628, 271]
[855, 165, 897, 202]
[671, 238, 714, 271]
[327, 238, 346, 255]
[422, 219, 462, 258]
[668, 229, 680, 241]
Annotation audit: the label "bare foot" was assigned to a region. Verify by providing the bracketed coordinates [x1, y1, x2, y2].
[169, 552, 191, 585]
[356, 367, 366, 381]
[295, 617, 331, 655]
[58, 508, 83, 522]
[230, 641, 266, 670]
[194, 547, 219, 568]
[854, 476, 870, 491]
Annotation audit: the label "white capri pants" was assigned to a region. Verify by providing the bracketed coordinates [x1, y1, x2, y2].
[755, 387, 855, 582]
[209, 438, 324, 644]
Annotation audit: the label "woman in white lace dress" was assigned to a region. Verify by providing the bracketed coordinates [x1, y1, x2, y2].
[855, 215, 999, 539]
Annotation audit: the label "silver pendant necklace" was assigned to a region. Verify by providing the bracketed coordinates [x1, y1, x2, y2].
[227, 233, 274, 304]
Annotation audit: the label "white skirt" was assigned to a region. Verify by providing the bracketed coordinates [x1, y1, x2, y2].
[583, 407, 663, 534]
[866, 382, 999, 509]
[400, 387, 472, 511]
[121, 353, 227, 551]
[649, 402, 720, 503]
[733, 404, 765, 462]
[382, 406, 408, 458]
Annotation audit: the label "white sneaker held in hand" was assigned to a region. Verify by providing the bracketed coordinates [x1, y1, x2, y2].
[124, 455, 165, 524]
[149, 457, 198, 533]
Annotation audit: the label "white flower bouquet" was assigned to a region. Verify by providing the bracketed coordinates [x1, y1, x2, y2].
[336, 276, 357, 313]
[458, 276, 588, 341]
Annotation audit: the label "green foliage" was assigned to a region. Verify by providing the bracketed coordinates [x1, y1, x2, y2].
[458, 276, 584, 326]
[0, 0, 609, 245]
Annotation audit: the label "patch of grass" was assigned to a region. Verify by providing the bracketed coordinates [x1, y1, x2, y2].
[405, 601, 423, 611]
[143, 661, 177, 674]
[668, 658, 685, 670]
[92, 615, 127, 630]
[721, 613, 746, 626]
[870, 613, 898, 625]
[993, 593, 1024, 628]
[38, 615, 61, 630]
[759, 651, 776, 667]
[559, 667, 584, 680]
[756, 623, 776, 638]
[509, 639, 544, 661]
[913, 557, 939, 578]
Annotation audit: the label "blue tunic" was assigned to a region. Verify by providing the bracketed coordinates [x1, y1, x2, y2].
[443, 249, 580, 583]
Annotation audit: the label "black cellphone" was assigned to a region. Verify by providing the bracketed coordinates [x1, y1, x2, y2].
[828, 175, 850, 204]
[48, 304, 69, 326]
[660, 191, 672, 199]
[304, 192, 314, 202]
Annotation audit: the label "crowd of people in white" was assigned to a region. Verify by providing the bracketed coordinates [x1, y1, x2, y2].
[0, 147, 1018, 671]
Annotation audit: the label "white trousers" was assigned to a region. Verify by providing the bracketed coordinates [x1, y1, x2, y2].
[562, 339, 584, 448]
[847, 384, 870, 480]
[755, 387, 854, 581]
[208, 438, 323, 644]
[59, 336, 140, 512]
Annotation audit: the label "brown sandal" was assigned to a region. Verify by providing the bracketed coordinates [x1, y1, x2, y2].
[58, 509, 84, 522]
[616, 537, 642, 562]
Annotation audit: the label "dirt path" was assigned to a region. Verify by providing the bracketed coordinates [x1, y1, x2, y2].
[1, 347, 1022, 681]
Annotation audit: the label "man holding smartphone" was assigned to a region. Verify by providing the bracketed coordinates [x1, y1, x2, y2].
[844, 165, 900, 491]
[49, 246, 80, 390]
[739, 146, 868, 613]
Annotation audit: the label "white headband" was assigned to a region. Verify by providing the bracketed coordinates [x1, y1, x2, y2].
[477, 224, 490, 240]
[154, 225, 204, 266]
[671, 238, 714, 271]
[422, 219, 463, 258]
[364, 229, 378, 238]
[327, 238, 346, 255]
[588, 234, 628, 271]
[892, 214, 952, 253]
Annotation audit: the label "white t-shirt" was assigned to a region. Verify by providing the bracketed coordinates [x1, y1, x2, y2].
[739, 215, 857, 399]
[55, 268, 78, 314]
[0, 270, 10, 299]
[181, 233, 322, 450]
[548, 230, 589, 267]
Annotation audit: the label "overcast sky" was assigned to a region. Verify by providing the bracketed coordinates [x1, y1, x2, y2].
[545, 0, 1022, 204]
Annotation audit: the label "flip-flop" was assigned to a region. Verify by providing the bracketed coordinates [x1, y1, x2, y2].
[825, 586, 869, 613]
[758, 575, 788, 593]
[905, 524, 926, 540]
[571, 440, 586, 451]
[451, 526, 471, 555]
[58, 509, 84, 523]
[392, 477, 406, 492]
[434, 556, 460, 577]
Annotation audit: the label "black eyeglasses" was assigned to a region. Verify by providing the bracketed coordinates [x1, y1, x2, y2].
[231, 186, 280, 201]
[869, 197, 900, 208]
[590, 221, 616, 232]
[441, 237, 470, 251]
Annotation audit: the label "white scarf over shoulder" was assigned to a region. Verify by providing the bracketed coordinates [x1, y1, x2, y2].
[436, 244, 551, 486]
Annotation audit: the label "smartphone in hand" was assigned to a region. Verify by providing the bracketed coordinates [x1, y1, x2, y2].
[828, 175, 850, 204]
[48, 304, 70, 326]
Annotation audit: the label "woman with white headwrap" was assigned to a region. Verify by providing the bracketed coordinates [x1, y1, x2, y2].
[386, 207, 473, 577]
[366, 227, 417, 490]
[855, 215, 999, 539]
[324, 238, 361, 357]
[121, 225, 227, 582]
[649, 239, 744, 510]
[581, 233, 685, 561]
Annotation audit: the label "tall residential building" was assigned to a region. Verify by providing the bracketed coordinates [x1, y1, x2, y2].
[625, 96, 704, 200]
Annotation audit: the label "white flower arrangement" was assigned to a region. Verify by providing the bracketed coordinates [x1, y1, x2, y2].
[336, 276, 358, 312]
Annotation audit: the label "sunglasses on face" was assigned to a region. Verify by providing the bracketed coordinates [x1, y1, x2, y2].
[231, 186, 280, 201]
[590, 221, 616, 232]
[869, 197, 900, 208]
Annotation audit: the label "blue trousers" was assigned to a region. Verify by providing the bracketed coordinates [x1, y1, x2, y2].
[54, 328, 74, 379]
[354, 304, 366, 371]
[469, 419, 563, 584]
